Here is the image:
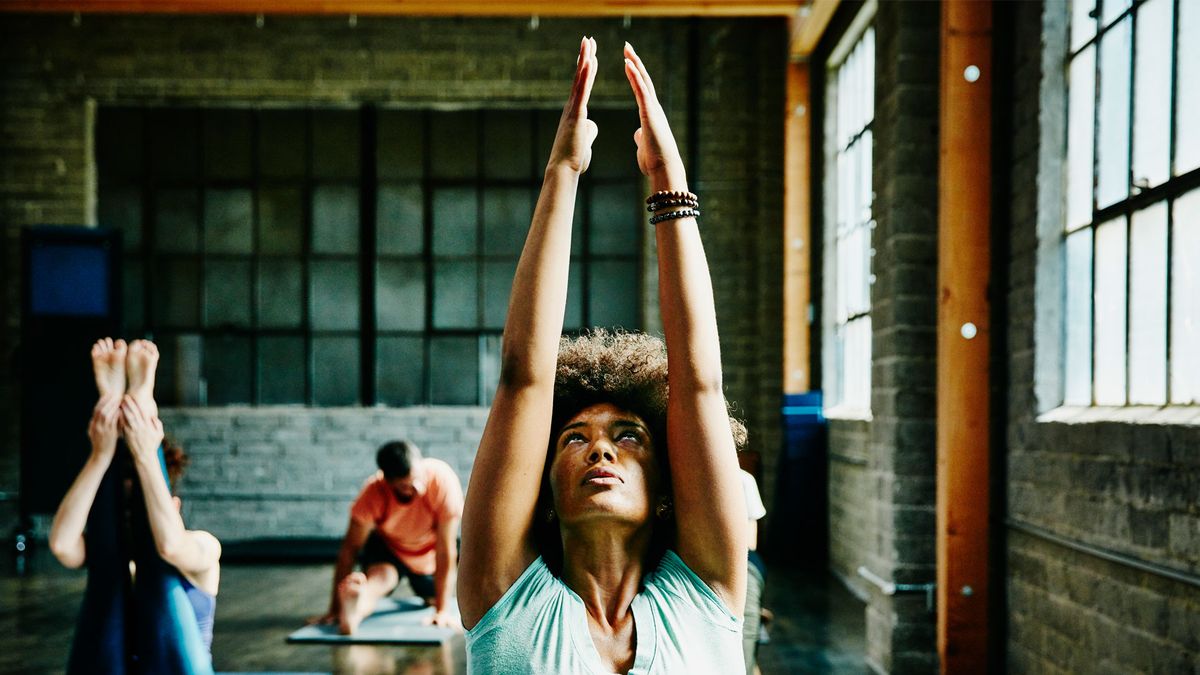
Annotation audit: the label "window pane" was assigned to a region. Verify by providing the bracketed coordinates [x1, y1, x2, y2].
[147, 109, 199, 182]
[311, 110, 360, 180]
[152, 258, 199, 328]
[257, 260, 303, 328]
[588, 182, 640, 255]
[259, 110, 307, 179]
[1178, 0, 1200, 175]
[1172, 189, 1200, 403]
[432, 260, 478, 329]
[1093, 217, 1128, 405]
[1131, 0, 1172, 190]
[378, 110, 424, 181]
[431, 112, 477, 179]
[482, 260, 517, 329]
[1096, 18, 1131, 209]
[123, 260, 144, 335]
[204, 335, 252, 405]
[377, 260, 426, 331]
[377, 336, 424, 406]
[1064, 229, 1094, 405]
[1101, 0, 1130, 26]
[588, 261, 639, 329]
[378, 184, 424, 255]
[99, 187, 143, 252]
[96, 108, 142, 183]
[257, 187, 303, 255]
[312, 336, 360, 405]
[565, 260, 584, 330]
[430, 336, 477, 405]
[204, 259, 252, 328]
[843, 317, 871, 410]
[203, 109, 252, 180]
[480, 333, 502, 406]
[154, 189, 200, 254]
[310, 261, 360, 330]
[312, 186, 359, 255]
[1128, 202, 1167, 404]
[432, 188, 478, 256]
[1067, 46, 1097, 231]
[588, 109, 640, 179]
[203, 189, 253, 254]
[1071, 0, 1097, 52]
[483, 111, 533, 179]
[258, 336, 305, 404]
[483, 188, 532, 256]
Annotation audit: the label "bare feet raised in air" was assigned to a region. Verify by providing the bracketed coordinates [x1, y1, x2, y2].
[91, 338, 128, 398]
[337, 572, 368, 635]
[126, 340, 160, 419]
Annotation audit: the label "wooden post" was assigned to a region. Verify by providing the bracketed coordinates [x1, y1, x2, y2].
[937, 0, 991, 671]
[783, 60, 812, 394]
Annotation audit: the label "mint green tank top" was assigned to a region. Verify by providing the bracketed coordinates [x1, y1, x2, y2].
[465, 550, 743, 674]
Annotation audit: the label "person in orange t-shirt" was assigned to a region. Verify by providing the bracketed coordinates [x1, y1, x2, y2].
[310, 440, 463, 633]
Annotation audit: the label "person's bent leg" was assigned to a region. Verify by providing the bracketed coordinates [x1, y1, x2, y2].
[338, 563, 400, 634]
[66, 454, 131, 675]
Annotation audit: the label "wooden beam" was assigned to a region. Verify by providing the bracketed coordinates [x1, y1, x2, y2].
[788, 0, 838, 58]
[936, 0, 991, 672]
[783, 60, 812, 394]
[0, 0, 803, 16]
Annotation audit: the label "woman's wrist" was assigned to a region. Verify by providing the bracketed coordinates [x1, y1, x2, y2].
[545, 161, 584, 181]
[648, 165, 688, 193]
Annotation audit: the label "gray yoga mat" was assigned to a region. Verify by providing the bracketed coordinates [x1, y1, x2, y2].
[286, 597, 457, 645]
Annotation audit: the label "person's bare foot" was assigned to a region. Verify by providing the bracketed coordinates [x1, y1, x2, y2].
[337, 572, 368, 635]
[91, 338, 128, 398]
[126, 340, 160, 418]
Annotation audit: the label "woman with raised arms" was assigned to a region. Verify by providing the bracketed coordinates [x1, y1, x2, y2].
[458, 37, 749, 674]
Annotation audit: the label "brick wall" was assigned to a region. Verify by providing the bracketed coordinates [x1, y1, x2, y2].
[163, 407, 487, 542]
[0, 14, 786, 543]
[1003, 1, 1200, 672]
[824, 1, 941, 673]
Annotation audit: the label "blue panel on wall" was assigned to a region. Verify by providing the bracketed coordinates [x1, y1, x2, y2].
[29, 243, 110, 316]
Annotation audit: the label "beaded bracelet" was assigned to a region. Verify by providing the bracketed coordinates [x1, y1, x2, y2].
[646, 197, 699, 212]
[649, 208, 701, 225]
[645, 190, 698, 205]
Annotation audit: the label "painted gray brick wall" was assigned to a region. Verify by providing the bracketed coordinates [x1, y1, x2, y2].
[163, 407, 487, 541]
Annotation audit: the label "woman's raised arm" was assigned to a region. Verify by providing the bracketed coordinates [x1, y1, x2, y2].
[624, 42, 746, 614]
[458, 36, 598, 629]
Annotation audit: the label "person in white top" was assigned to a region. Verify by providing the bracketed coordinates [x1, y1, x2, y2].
[740, 469, 768, 674]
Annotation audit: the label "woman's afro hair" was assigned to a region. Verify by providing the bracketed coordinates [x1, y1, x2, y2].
[549, 329, 748, 454]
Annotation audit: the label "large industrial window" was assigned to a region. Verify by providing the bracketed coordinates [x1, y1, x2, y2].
[823, 19, 875, 413]
[1063, 0, 1199, 406]
[97, 106, 644, 407]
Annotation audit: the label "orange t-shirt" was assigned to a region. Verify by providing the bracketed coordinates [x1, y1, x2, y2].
[349, 458, 464, 575]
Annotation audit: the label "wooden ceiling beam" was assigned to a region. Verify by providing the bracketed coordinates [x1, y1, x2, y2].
[0, 0, 804, 17]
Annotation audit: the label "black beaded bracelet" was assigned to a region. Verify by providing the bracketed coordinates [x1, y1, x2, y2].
[645, 190, 698, 205]
[646, 198, 699, 212]
[649, 208, 701, 225]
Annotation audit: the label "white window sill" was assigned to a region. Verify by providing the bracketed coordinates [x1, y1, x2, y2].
[1037, 405, 1200, 426]
[823, 406, 873, 422]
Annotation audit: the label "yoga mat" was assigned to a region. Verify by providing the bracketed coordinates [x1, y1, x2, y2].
[286, 598, 457, 645]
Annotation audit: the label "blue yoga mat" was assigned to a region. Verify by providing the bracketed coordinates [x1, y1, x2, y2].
[286, 598, 457, 645]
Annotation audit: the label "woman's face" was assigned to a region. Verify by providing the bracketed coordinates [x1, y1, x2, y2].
[549, 402, 660, 527]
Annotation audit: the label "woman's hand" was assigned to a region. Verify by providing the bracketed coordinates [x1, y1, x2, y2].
[623, 42, 687, 189]
[120, 395, 164, 461]
[87, 394, 122, 462]
[546, 36, 599, 175]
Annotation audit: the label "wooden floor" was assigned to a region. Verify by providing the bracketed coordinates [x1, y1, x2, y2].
[0, 551, 864, 674]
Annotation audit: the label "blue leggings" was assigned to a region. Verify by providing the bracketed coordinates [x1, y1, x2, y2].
[66, 446, 213, 675]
